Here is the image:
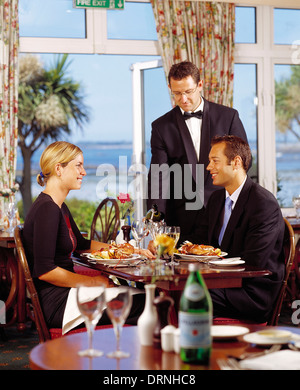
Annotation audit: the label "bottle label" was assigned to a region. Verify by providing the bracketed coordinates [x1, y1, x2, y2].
[184, 283, 205, 302]
[179, 312, 211, 348]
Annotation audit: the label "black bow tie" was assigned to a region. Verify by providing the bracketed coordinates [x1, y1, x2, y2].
[183, 111, 203, 120]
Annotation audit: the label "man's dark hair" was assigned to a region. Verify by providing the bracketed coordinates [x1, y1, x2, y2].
[211, 135, 252, 172]
[168, 61, 200, 85]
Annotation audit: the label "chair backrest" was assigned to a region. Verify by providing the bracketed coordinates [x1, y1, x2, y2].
[90, 197, 120, 243]
[268, 218, 296, 326]
[14, 225, 51, 343]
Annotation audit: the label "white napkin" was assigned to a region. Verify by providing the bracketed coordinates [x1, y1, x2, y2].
[240, 350, 300, 370]
[62, 286, 144, 335]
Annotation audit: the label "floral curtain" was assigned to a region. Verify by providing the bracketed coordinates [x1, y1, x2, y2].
[151, 0, 235, 107]
[0, 0, 19, 221]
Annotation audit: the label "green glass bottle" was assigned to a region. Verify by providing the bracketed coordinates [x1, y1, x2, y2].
[179, 263, 213, 365]
[145, 203, 165, 222]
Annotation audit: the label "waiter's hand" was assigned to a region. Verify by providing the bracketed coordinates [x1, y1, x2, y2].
[147, 240, 157, 256]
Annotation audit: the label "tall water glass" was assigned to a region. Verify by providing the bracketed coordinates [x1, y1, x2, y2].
[105, 286, 132, 358]
[148, 220, 166, 241]
[165, 226, 180, 266]
[76, 284, 105, 358]
[131, 220, 148, 251]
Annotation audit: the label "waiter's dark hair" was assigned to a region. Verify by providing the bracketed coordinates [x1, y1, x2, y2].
[168, 61, 200, 85]
[211, 135, 252, 172]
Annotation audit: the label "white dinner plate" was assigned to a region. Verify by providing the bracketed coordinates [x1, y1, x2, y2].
[211, 325, 249, 339]
[175, 252, 228, 262]
[243, 330, 293, 345]
[209, 258, 245, 266]
[82, 253, 141, 265]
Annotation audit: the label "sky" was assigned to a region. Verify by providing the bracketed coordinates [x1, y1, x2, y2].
[18, 0, 300, 144]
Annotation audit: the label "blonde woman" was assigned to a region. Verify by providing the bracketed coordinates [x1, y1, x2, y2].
[23, 141, 147, 331]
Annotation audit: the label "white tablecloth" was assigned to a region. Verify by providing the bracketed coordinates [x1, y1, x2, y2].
[62, 286, 143, 335]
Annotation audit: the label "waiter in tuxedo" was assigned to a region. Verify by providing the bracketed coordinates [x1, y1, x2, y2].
[147, 61, 249, 243]
[194, 135, 285, 322]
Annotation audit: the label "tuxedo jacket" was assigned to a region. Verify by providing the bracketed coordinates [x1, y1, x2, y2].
[193, 176, 285, 322]
[147, 98, 249, 240]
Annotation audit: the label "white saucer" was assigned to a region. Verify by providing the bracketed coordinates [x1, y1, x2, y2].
[211, 325, 249, 339]
[243, 330, 293, 345]
[209, 258, 245, 266]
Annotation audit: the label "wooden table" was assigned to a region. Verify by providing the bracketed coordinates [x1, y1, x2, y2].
[74, 252, 271, 291]
[0, 230, 26, 332]
[29, 324, 300, 371]
[73, 253, 271, 326]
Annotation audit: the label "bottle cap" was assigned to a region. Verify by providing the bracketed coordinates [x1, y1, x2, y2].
[188, 263, 199, 272]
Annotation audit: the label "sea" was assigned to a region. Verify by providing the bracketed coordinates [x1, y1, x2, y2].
[15, 140, 300, 208]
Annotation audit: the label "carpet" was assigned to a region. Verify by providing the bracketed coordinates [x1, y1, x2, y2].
[0, 323, 39, 370]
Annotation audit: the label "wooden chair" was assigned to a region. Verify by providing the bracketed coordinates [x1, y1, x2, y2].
[213, 218, 296, 326]
[13, 225, 112, 343]
[268, 217, 296, 325]
[90, 197, 120, 243]
[73, 197, 120, 276]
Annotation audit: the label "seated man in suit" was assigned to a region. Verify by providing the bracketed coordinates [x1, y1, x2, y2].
[192, 135, 285, 322]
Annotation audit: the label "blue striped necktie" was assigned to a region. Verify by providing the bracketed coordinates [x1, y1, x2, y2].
[218, 197, 233, 245]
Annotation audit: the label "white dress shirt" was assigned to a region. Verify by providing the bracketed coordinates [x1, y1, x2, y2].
[180, 98, 204, 161]
[224, 176, 247, 210]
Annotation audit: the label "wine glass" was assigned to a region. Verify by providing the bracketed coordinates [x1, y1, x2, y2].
[6, 202, 17, 234]
[293, 196, 300, 221]
[165, 226, 180, 266]
[131, 220, 148, 252]
[76, 284, 105, 358]
[147, 220, 166, 241]
[104, 286, 133, 359]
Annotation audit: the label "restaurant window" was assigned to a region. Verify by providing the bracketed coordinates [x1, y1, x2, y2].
[17, 2, 300, 206]
[274, 8, 300, 45]
[15, 52, 165, 205]
[107, 1, 157, 40]
[19, 0, 86, 39]
[235, 6, 256, 44]
[275, 64, 300, 207]
[233, 63, 258, 182]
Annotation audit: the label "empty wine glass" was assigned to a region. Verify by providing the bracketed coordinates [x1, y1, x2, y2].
[147, 220, 166, 241]
[293, 196, 300, 221]
[104, 286, 133, 359]
[76, 284, 105, 358]
[131, 220, 148, 251]
[6, 202, 17, 234]
[165, 226, 180, 266]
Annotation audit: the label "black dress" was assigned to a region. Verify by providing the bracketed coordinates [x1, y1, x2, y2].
[23, 192, 91, 327]
[23, 193, 145, 328]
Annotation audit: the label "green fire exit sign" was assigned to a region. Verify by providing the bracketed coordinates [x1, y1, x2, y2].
[73, 0, 124, 10]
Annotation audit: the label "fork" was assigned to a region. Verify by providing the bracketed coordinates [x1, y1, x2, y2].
[217, 358, 243, 370]
[227, 344, 281, 361]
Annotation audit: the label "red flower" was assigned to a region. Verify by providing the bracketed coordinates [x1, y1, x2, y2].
[117, 193, 131, 204]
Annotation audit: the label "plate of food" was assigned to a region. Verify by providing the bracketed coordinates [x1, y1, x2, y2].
[81, 243, 140, 265]
[175, 241, 227, 262]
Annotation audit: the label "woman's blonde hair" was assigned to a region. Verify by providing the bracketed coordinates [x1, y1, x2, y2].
[37, 141, 83, 187]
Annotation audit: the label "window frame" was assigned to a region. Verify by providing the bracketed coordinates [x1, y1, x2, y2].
[19, 1, 300, 198]
[19, 1, 159, 55]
